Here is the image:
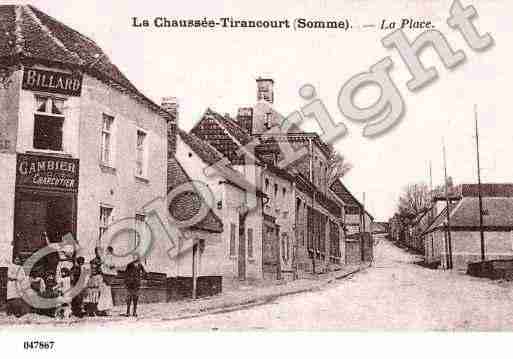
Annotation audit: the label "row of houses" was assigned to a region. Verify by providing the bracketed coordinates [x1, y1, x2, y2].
[0, 5, 374, 305]
[389, 183, 513, 271]
[170, 77, 375, 281]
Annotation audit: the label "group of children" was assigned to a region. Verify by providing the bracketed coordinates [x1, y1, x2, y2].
[7, 244, 146, 320]
[6, 248, 107, 320]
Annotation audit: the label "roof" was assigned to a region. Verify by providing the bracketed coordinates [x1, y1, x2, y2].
[179, 127, 265, 198]
[330, 179, 361, 208]
[458, 183, 513, 198]
[167, 157, 223, 233]
[451, 197, 513, 227]
[0, 5, 172, 121]
[178, 129, 226, 167]
[424, 197, 513, 234]
[191, 108, 256, 166]
[253, 131, 331, 159]
[214, 111, 253, 146]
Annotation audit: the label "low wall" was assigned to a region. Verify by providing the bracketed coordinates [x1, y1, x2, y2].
[166, 276, 222, 301]
[0, 269, 223, 311]
[467, 259, 513, 280]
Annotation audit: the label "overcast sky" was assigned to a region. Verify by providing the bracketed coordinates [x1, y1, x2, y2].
[15, 0, 512, 221]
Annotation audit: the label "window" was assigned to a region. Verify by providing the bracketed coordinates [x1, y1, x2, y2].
[33, 95, 66, 151]
[99, 206, 113, 241]
[265, 178, 270, 193]
[101, 114, 114, 166]
[229, 223, 236, 256]
[281, 237, 286, 262]
[264, 112, 272, 129]
[247, 228, 254, 259]
[282, 234, 289, 262]
[282, 187, 287, 198]
[136, 129, 148, 177]
[135, 213, 146, 246]
[274, 183, 278, 198]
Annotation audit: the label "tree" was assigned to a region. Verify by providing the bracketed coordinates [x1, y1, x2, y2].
[397, 182, 431, 219]
[326, 147, 352, 186]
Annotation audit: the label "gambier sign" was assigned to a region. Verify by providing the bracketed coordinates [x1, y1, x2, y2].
[16, 154, 80, 192]
[22, 67, 83, 97]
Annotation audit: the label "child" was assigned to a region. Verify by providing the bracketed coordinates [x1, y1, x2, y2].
[71, 257, 85, 317]
[55, 268, 72, 319]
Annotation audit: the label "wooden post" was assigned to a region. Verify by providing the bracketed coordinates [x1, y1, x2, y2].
[192, 243, 197, 299]
[475, 105, 486, 262]
[442, 139, 453, 269]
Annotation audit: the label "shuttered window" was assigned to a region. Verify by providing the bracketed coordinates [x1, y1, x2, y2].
[247, 228, 254, 259]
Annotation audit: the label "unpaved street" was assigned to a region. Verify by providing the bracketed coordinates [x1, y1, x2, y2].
[6, 239, 513, 331]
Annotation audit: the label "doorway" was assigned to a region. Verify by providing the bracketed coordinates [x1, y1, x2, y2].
[13, 189, 76, 274]
[238, 225, 246, 281]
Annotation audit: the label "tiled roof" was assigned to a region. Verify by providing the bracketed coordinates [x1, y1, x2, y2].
[191, 108, 253, 166]
[458, 183, 513, 198]
[330, 179, 361, 208]
[167, 158, 223, 233]
[423, 197, 513, 234]
[0, 5, 172, 121]
[450, 197, 513, 228]
[210, 110, 253, 146]
[178, 129, 225, 167]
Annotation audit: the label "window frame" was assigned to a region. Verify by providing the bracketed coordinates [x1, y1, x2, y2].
[135, 127, 149, 179]
[32, 94, 67, 153]
[99, 205, 114, 242]
[229, 223, 236, 257]
[100, 113, 115, 168]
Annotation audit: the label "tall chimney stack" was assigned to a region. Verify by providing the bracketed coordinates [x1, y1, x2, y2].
[256, 77, 274, 103]
[161, 97, 178, 157]
[161, 96, 179, 120]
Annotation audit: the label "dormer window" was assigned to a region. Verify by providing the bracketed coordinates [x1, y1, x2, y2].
[33, 95, 66, 151]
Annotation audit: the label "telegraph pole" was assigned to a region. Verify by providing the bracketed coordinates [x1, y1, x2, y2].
[429, 160, 435, 259]
[443, 139, 453, 269]
[475, 105, 486, 261]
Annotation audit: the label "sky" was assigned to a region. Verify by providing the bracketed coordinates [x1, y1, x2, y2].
[13, 0, 512, 221]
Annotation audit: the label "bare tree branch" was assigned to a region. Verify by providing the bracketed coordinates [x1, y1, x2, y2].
[327, 149, 352, 186]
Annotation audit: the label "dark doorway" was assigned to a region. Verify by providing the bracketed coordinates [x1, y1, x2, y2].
[13, 189, 76, 274]
[238, 224, 246, 281]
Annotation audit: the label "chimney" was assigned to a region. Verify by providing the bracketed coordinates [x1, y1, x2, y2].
[237, 107, 254, 134]
[161, 96, 178, 120]
[161, 97, 178, 157]
[256, 77, 274, 103]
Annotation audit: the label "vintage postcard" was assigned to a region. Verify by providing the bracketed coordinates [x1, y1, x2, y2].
[0, 0, 511, 357]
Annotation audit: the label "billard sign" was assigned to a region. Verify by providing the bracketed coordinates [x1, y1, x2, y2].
[22, 68, 83, 97]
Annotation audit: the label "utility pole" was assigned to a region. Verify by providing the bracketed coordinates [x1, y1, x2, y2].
[443, 139, 453, 269]
[361, 192, 366, 262]
[475, 104, 486, 261]
[429, 160, 435, 260]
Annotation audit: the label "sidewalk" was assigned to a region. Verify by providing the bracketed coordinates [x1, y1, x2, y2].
[0, 262, 370, 327]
